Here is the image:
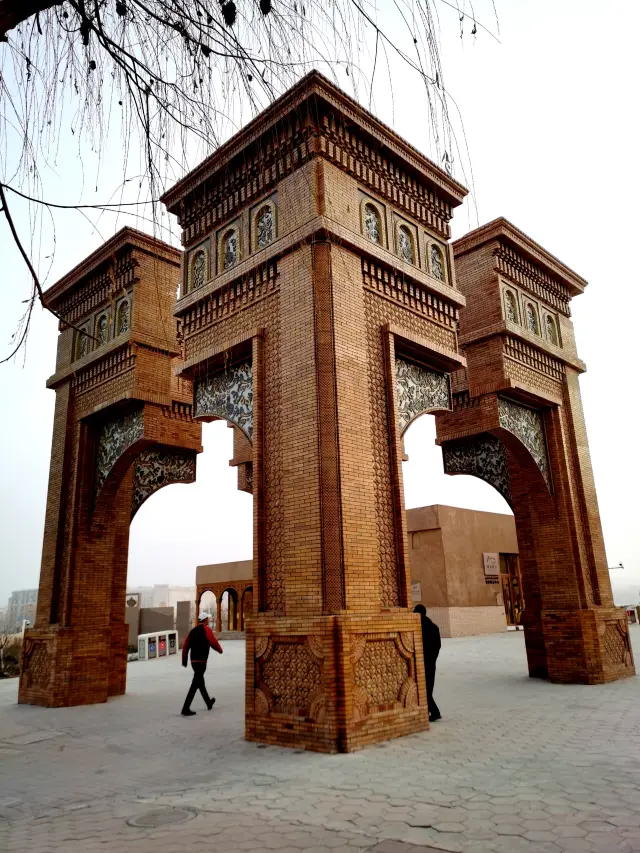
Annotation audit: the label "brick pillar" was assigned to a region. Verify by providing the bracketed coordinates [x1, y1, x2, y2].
[19, 410, 135, 706]
[437, 388, 634, 686]
[245, 244, 428, 753]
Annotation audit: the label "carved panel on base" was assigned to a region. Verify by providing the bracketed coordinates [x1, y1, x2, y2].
[601, 619, 633, 670]
[21, 639, 52, 689]
[255, 637, 325, 720]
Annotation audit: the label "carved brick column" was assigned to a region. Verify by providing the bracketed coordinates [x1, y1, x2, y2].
[243, 243, 429, 752]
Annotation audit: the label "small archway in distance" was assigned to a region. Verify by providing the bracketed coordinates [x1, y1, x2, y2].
[127, 420, 253, 625]
[241, 585, 253, 630]
[220, 587, 239, 631]
[199, 590, 217, 625]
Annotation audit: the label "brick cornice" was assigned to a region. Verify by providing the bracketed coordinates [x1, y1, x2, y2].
[44, 227, 180, 308]
[161, 70, 467, 212]
[459, 321, 586, 373]
[454, 217, 587, 297]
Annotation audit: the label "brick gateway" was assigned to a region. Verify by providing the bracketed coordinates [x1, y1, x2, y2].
[19, 73, 634, 752]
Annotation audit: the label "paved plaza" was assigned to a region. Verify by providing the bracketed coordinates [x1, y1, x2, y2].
[1, 629, 640, 853]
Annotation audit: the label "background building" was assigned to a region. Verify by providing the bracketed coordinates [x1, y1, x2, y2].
[407, 505, 520, 638]
[4, 589, 38, 632]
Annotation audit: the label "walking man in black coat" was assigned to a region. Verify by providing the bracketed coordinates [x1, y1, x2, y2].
[181, 611, 223, 716]
[414, 604, 442, 722]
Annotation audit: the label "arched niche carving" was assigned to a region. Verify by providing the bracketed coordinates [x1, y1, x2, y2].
[442, 432, 513, 507]
[94, 406, 144, 498]
[194, 361, 253, 440]
[130, 448, 197, 519]
[395, 356, 450, 434]
[498, 397, 550, 488]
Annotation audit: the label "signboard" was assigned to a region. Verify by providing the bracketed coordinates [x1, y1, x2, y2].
[483, 552, 499, 576]
[411, 582, 422, 602]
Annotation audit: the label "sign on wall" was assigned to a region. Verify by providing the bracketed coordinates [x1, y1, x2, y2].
[483, 553, 500, 576]
[411, 582, 422, 602]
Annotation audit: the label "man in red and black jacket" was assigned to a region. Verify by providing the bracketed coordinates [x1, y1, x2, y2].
[181, 611, 223, 716]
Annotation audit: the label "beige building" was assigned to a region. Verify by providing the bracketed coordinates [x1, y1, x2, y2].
[407, 505, 521, 638]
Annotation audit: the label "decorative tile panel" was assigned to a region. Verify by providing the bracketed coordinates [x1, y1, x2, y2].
[354, 638, 409, 708]
[194, 361, 252, 440]
[131, 449, 197, 518]
[95, 406, 144, 495]
[22, 640, 51, 688]
[602, 620, 633, 669]
[259, 641, 322, 717]
[396, 357, 450, 433]
[442, 433, 512, 506]
[498, 397, 550, 486]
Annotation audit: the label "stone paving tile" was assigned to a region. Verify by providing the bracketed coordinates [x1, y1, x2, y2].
[1, 631, 639, 853]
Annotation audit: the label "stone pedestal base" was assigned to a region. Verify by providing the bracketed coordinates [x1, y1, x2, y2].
[522, 606, 635, 684]
[245, 612, 429, 754]
[542, 607, 635, 684]
[18, 624, 124, 707]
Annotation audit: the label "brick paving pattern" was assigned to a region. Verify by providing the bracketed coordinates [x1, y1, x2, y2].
[2, 630, 640, 852]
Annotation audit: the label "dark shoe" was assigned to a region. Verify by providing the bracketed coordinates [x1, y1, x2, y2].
[206, 698, 216, 711]
[429, 713, 441, 722]
[181, 709, 196, 716]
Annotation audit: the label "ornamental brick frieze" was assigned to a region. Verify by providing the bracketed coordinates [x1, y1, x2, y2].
[442, 433, 512, 506]
[498, 397, 550, 487]
[178, 109, 457, 246]
[365, 294, 400, 608]
[503, 336, 564, 382]
[321, 118, 452, 239]
[255, 637, 325, 719]
[194, 361, 252, 440]
[503, 359, 564, 403]
[94, 406, 144, 496]
[495, 242, 571, 316]
[362, 259, 459, 331]
[178, 261, 278, 340]
[395, 356, 450, 434]
[130, 449, 197, 518]
[178, 121, 315, 239]
[71, 345, 136, 397]
[56, 253, 137, 326]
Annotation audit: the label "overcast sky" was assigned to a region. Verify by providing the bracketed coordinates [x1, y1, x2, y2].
[1, 1, 639, 608]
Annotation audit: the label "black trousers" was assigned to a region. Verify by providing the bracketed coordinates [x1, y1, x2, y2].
[425, 662, 441, 719]
[182, 662, 211, 711]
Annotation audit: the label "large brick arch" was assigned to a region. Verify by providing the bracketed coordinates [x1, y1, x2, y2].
[20, 74, 633, 748]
